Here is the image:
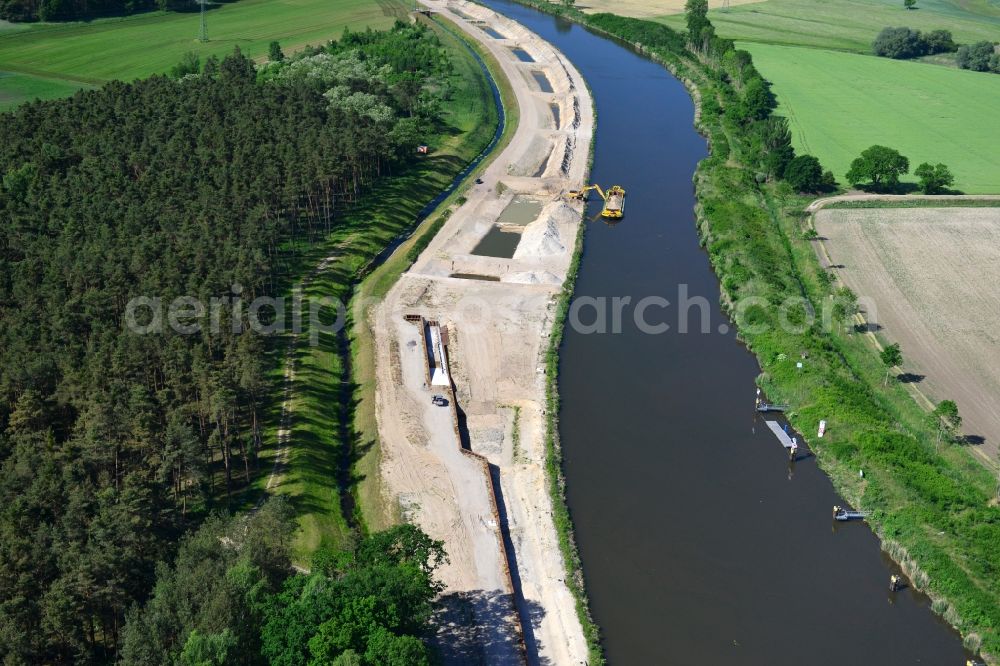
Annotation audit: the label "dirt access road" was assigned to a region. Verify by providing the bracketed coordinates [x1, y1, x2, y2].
[814, 203, 1000, 467]
[370, 2, 593, 664]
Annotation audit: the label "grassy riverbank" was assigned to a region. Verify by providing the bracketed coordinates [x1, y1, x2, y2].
[542, 194, 605, 665]
[505, 0, 1000, 660]
[231, 11, 502, 564]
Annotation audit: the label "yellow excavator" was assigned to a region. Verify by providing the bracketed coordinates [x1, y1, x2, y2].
[566, 184, 626, 219]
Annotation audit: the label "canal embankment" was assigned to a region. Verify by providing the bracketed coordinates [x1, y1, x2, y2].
[369, 2, 595, 663]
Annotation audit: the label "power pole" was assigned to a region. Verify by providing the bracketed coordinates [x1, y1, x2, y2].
[199, 0, 208, 42]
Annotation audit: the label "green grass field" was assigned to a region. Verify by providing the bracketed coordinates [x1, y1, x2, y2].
[0, 0, 398, 107]
[0, 70, 93, 109]
[744, 44, 1000, 193]
[657, 0, 1000, 52]
[0, 19, 32, 34]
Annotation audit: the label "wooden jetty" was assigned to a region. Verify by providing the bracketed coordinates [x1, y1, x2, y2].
[764, 420, 800, 459]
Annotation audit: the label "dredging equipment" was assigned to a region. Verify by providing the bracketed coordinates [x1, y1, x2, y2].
[567, 184, 626, 219]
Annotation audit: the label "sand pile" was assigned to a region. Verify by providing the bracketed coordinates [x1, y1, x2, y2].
[513, 202, 575, 259]
[503, 271, 561, 285]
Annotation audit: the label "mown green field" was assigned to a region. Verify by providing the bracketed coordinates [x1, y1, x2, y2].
[0, 0, 397, 107]
[0, 70, 93, 109]
[657, 0, 1000, 52]
[744, 43, 1000, 194]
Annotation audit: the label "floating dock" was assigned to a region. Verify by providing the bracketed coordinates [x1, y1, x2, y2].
[765, 420, 799, 451]
[833, 505, 868, 522]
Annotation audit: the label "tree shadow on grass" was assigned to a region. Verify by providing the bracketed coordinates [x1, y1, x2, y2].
[854, 182, 922, 194]
[897, 372, 925, 383]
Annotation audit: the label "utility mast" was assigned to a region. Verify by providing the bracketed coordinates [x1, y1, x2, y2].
[199, 0, 208, 42]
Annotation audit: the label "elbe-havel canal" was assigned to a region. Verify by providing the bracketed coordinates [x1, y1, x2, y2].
[481, 0, 970, 662]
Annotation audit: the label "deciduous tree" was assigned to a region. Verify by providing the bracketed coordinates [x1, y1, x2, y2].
[685, 0, 711, 47]
[845, 145, 909, 189]
[957, 41, 999, 71]
[269, 41, 285, 62]
[914, 162, 954, 194]
[931, 400, 962, 447]
[784, 154, 824, 192]
[880, 342, 903, 385]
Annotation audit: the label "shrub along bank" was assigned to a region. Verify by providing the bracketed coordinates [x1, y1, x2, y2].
[504, 0, 1000, 660]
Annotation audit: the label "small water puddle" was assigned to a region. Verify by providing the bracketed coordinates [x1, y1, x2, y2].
[550, 103, 561, 129]
[483, 26, 506, 39]
[511, 47, 534, 62]
[472, 226, 522, 258]
[531, 70, 553, 93]
[450, 273, 501, 282]
[497, 195, 543, 225]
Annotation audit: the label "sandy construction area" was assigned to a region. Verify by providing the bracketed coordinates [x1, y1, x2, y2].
[370, 1, 593, 663]
[815, 206, 1000, 464]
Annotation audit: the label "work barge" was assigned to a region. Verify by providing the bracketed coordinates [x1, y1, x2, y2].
[568, 183, 626, 218]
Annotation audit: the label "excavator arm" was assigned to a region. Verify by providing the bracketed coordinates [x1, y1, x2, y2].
[567, 184, 606, 201]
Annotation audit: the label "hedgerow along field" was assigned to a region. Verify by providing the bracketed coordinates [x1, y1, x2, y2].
[743, 44, 1000, 194]
[0, 0, 398, 108]
[655, 0, 1000, 52]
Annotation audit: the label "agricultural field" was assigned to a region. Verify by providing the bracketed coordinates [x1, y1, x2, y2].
[648, 0, 1000, 196]
[576, 0, 757, 19]
[655, 0, 1000, 52]
[0, 0, 399, 107]
[0, 70, 92, 109]
[814, 205, 1000, 463]
[744, 44, 1000, 194]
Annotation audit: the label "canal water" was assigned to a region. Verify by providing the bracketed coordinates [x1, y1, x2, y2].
[481, 1, 969, 663]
